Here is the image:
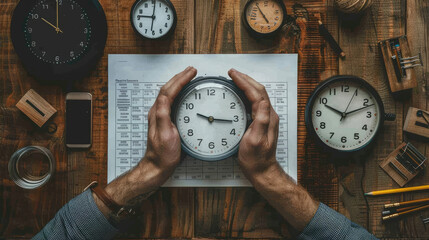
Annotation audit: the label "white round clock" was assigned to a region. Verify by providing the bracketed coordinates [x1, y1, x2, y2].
[172, 76, 251, 161]
[130, 0, 177, 39]
[305, 75, 395, 155]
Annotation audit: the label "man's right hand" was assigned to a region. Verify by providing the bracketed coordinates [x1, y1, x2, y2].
[228, 69, 281, 183]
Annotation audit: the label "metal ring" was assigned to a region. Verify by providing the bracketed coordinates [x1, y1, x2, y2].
[8, 146, 55, 189]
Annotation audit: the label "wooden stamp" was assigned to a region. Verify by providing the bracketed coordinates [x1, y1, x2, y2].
[16, 89, 57, 127]
[403, 107, 429, 139]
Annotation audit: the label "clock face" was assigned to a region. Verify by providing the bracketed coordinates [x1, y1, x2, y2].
[174, 79, 249, 161]
[24, 0, 91, 64]
[309, 79, 382, 151]
[131, 0, 176, 39]
[245, 0, 285, 34]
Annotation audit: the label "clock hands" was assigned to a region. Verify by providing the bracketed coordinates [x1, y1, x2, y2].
[344, 104, 375, 116]
[137, 15, 154, 20]
[41, 18, 63, 33]
[324, 104, 344, 116]
[151, 0, 156, 31]
[56, 0, 59, 33]
[256, 4, 269, 23]
[340, 88, 358, 121]
[196, 113, 233, 123]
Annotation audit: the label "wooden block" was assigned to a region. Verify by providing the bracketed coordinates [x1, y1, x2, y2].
[403, 107, 429, 139]
[16, 89, 57, 127]
[378, 35, 418, 92]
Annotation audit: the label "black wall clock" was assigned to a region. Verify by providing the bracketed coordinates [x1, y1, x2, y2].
[11, 0, 107, 83]
[305, 75, 396, 157]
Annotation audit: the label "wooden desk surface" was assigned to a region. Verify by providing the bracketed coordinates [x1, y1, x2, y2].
[1, 0, 428, 239]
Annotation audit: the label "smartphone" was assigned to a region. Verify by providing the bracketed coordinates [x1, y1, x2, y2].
[66, 92, 92, 148]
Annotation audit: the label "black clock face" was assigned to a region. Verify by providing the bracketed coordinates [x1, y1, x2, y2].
[24, 0, 91, 64]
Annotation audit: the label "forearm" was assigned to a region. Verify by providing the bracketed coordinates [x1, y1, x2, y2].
[249, 163, 318, 232]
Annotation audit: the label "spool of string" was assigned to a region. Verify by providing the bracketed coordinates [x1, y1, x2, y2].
[334, 0, 373, 15]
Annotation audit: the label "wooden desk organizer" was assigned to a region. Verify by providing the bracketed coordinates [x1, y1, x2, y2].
[16, 89, 57, 127]
[404, 107, 429, 139]
[380, 142, 426, 187]
[379, 36, 422, 93]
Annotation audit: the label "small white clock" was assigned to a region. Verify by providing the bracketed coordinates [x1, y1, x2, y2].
[305, 75, 395, 155]
[172, 76, 251, 161]
[130, 0, 177, 39]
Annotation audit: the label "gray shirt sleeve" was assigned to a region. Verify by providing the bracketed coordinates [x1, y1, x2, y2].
[33, 190, 118, 240]
[297, 203, 378, 240]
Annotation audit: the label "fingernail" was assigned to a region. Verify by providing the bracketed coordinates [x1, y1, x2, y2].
[230, 68, 237, 73]
[185, 66, 191, 71]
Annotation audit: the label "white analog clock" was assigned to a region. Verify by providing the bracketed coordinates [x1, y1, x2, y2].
[305, 76, 395, 155]
[172, 77, 251, 161]
[130, 0, 177, 39]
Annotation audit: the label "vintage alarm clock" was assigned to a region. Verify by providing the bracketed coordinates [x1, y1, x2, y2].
[130, 0, 177, 40]
[10, 0, 107, 83]
[172, 76, 252, 161]
[242, 0, 287, 37]
[305, 75, 396, 156]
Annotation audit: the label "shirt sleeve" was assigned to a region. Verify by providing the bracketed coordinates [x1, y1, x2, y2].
[33, 190, 118, 240]
[297, 203, 378, 240]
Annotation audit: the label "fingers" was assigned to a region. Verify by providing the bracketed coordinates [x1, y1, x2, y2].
[155, 95, 172, 132]
[249, 101, 271, 142]
[159, 67, 197, 103]
[228, 69, 269, 104]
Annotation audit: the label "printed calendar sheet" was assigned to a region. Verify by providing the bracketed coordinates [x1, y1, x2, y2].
[108, 54, 297, 187]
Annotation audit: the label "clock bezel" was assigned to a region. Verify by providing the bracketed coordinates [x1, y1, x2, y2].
[130, 0, 177, 40]
[304, 75, 386, 155]
[242, 0, 288, 38]
[10, 0, 107, 83]
[172, 76, 252, 161]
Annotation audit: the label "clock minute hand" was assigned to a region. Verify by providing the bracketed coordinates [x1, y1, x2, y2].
[213, 117, 233, 123]
[340, 88, 358, 121]
[151, 0, 156, 31]
[256, 4, 269, 23]
[344, 104, 375, 116]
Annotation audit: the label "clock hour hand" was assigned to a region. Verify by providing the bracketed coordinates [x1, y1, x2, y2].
[41, 18, 63, 33]
[137, 15, 154, 20]
[344, 104, 375, 116]
[256, 4, 269, 23]
[324, 104, 343, 116]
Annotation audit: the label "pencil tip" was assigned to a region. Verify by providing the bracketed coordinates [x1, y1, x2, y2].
[340, 52, 346, 57]
[364, 192, 372, 196]
[318, 20, 322, 25]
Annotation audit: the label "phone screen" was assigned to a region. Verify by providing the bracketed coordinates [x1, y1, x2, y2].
[66, 100, 91, 145]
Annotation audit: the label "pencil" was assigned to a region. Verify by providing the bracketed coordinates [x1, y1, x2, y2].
[382, 204, 429, 221]
[365, 185, 429, 196]
[382, 204, 426, 216]
[384, 197, 429, 209]
[318, 20, 346, 57]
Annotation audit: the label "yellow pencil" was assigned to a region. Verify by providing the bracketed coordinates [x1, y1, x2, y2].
[365, 185, 429, 196]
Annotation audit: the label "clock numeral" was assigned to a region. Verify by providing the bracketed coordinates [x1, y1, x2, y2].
[55, 56, 60, 62]
[230, 128, 236, 135]
[329, 88, 336, 95]
[165, 23, 168, 28]
[316, 110, 322, 117]
[230, 102, 236, 109]
[275, 9, 279, 14]
[185, 103, 194, 110]
[30, 13, 39, 19]
[207, 89, 215, 96]
[42, 51, 46, 56]
[222, 138, 227, 146]
[31, 41, 36, 47]
[275, 16, 279, 20]
[152, 30, 155, 35]
[233, 115, 239, 122]
[320, 122, 326, 129]
[341, 136, 347, 143]
[70, 51, 74, 58]
[264, 1, 268, 6]
[167, 14, 171, 20]
[319, 98, 327, 104]
[184, 116, 190, 123]
[165, 7, 169, 12]
[329, 132, 334, 139]
[84, 28, 88, 34]
[341, 85, 349, 92]
[81, 14, 85, 20]
[145, 29, 148, 34]
[42, 4, 49, 9]
[159, 29, 163, 34]
[363, 98, 369, 106]
[80, 42, 84, 47]
[159, 2, 162, 7]
[194, 93, 201, 99]
[139, 23, 143, 28]
[366, 111, 372, 118]
[58, 0, 63, 6]
[197, 139, 203, 146]
[187, 129, 193, 136]
[362, 124, 368, 130]
[27, 27, 32, 33]
[71, 4, 74, 10]
[209, 142, 215, 149]
[354, 133, 359, 140]
[145, 3, 148, 8]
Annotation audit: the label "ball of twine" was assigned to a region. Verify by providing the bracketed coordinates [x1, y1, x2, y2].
[334, 0, 373, 14]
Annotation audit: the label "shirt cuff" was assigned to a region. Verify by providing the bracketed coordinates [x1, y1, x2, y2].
[297, 203, 377, 240]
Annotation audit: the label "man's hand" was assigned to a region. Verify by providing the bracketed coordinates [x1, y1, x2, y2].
[228, 69, 280, 182]
[98, 67, 197, 218]
[228, 69, 318, 232]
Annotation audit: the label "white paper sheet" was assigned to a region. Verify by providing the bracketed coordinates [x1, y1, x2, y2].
[108, 54, 297, 187]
